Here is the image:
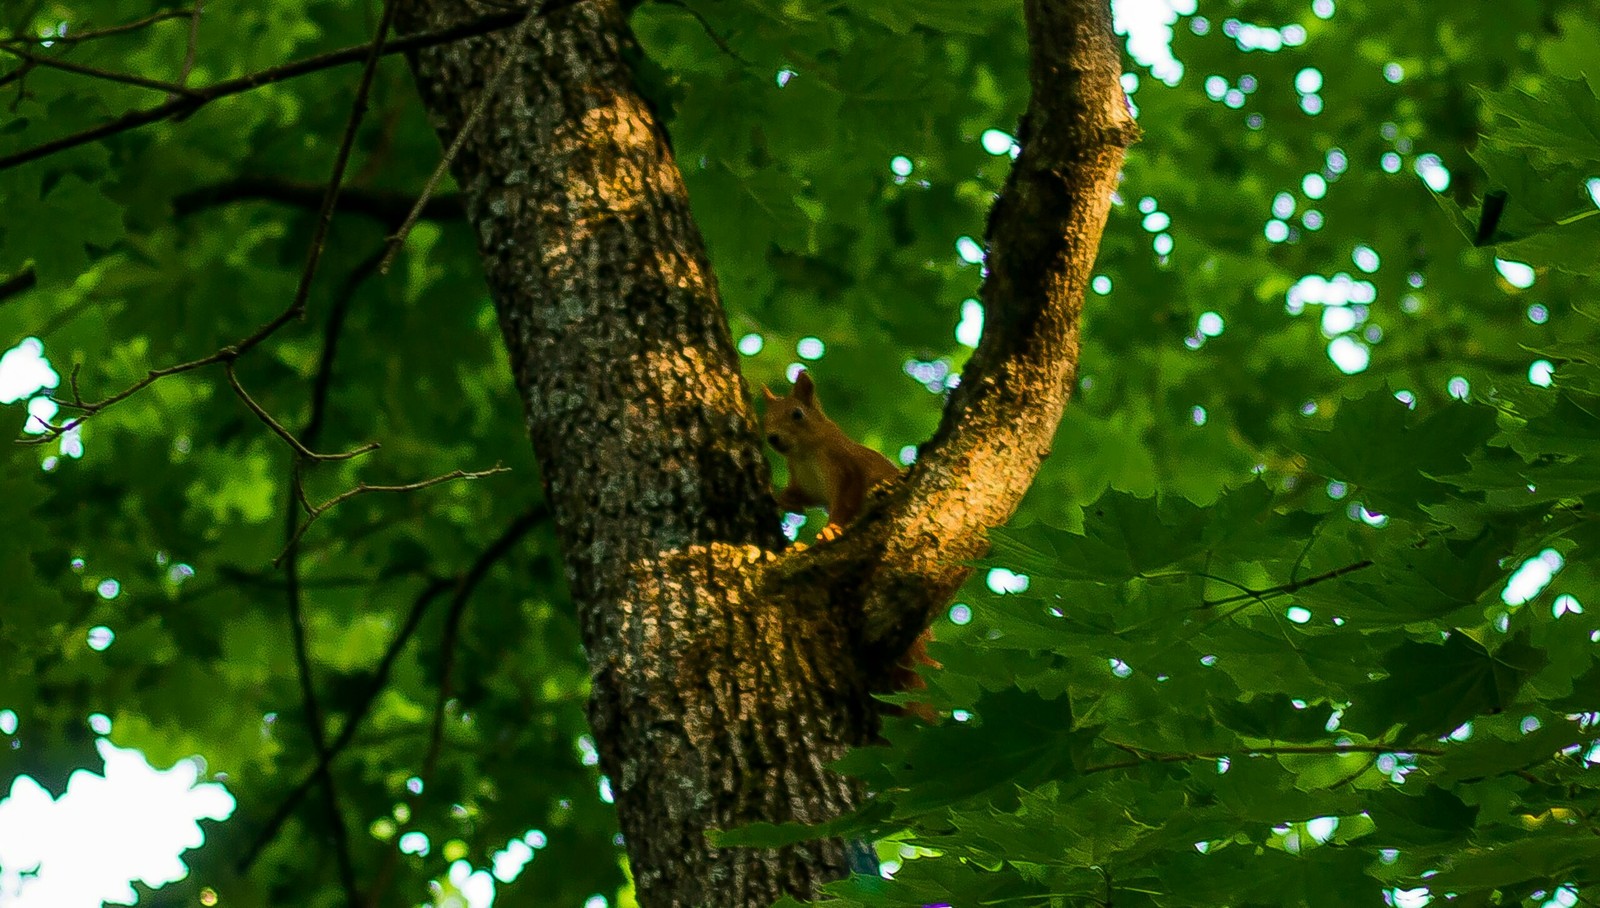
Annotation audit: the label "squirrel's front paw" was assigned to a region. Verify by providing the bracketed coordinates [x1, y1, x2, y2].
[816, 523, 843, 543]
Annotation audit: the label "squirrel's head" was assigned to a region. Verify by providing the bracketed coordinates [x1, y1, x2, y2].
[760, 370, 827, 455]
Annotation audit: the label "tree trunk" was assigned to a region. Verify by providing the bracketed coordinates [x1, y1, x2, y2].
[395, 0, 1134, 904]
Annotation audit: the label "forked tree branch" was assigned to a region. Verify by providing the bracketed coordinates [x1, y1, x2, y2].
[837, 0, 1139, 662]
[0, 44, 201, 96]
[275, 2, 404, 901]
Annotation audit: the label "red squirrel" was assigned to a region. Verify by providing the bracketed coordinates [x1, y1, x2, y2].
[761, 370, 939, 720]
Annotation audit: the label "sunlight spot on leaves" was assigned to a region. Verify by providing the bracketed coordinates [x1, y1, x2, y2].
[956, 299, 984, 348]
[1502, 549, 1564, 606]
[1496, 258, 1536, 289]
[0, 338, 59, 406]
[1529, 359, 1554, 387]
[1327, 336, 1371, 374]
[986, 569, 1030, 594]
[955, 236, 984, 264]
[399, 831, 430, 856]
[980, 129, 1015, 155]
[1414, 153, 1450, 192]
[1391, 887, 1433, 908]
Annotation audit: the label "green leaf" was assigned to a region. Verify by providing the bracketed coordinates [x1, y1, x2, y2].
[1342, 633, 1546, 738]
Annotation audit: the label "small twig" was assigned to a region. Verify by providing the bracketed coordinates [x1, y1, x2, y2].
[285, 0, 401, 339]
[178, 0, 202, 86]
[268, 6, 400, 900]
[658, 0, 752, 66]
[223, 363, 378, 461]
[281, 482, 361, 906]
[1288, 519, 1326, 585]
[1, 8, 195, 47]
[0, 58, 33, 91]
[28, 282, 297, 440]
[0, 6, 587, 172]
[378, 5, 540, 274]
[1083, 742, 1443, 775]
[166, 0, 204, 107]
[276, 465, 511, 566]
[236, 506, 546, 877]
[278, 467, 359, 906]
[0, 44, 201, 96]
[171, 176, 464, 222]
[0, 267, 36, 304]
[1199, 559, 1374, 609]
[1473, 189, 1508, 247]
[304, 248, 387, 445]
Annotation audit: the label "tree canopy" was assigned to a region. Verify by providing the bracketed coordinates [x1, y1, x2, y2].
[2, 0, 1598, 906]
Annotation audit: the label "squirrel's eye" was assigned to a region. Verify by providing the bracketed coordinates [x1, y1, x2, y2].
[791, 408, 805, 421]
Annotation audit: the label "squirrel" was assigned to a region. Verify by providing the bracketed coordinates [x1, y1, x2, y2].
[760, 369, 939, 721]
[761, 370, 901, 542]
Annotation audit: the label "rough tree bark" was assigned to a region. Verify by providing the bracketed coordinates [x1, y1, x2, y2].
[396, 0, 1135, 903]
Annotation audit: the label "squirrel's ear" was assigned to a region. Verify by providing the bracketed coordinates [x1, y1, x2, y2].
[793, 370, 816, 406]
[761, 386, 779, 404]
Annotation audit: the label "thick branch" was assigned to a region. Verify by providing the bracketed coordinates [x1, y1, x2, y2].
[852, 0, 1138, 658]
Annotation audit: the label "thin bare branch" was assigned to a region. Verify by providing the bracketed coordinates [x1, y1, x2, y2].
[268, 4, 405, 899]
[171, 176, 463, 222]
[177, 0, 203, 89]
[284, 0, 401, 345]
[1083, 742, 1445, 776]
[223, 362, 379, 461]
[0, 45, 200, 95]
[0, 5, 594, 172]
[0, 267, 36, 304]
[1200, 559, 1374, 609]
[275, 466, 510, 566]
[657, 0, 751, 67]
[279, 468, 360, 905]
[378, 6, 538, 273]
[1, 8, 195, 47]
[29, 294, 313, 440]
[168, 0, 201, 103]
[304, 248, 387, 445]
[0, 59, 31, 91]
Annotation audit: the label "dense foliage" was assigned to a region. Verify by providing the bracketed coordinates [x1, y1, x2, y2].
[1, 0, 1597, 906]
